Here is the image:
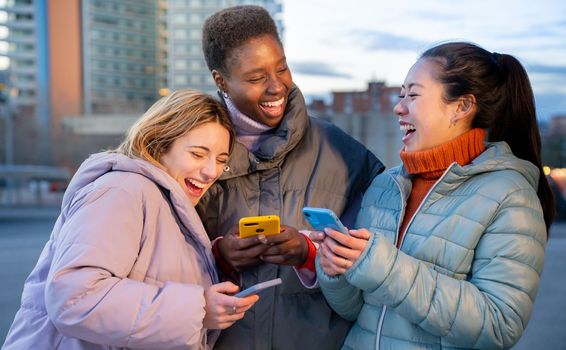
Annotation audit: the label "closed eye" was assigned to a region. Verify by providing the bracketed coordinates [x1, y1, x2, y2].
[191, 152, 205, 159]
[248, 76, 265, 83]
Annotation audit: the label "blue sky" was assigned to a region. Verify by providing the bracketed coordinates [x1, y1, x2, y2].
[282, 0, 566, 121]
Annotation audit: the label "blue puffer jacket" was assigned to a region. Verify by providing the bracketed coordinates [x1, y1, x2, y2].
[317, 142, 547, 350]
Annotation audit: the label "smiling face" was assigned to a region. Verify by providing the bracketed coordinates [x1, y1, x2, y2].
[160, 122, 230, 206]
[214, 35, 292, 127]
[394, 58, 470, 152]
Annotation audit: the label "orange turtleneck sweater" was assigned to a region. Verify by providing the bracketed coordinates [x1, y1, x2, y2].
[397, 128, 486, 247]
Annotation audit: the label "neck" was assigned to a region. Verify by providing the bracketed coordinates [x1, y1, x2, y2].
[224, 95, 276, 152]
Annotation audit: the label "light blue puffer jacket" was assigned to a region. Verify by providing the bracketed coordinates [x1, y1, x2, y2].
[317, 142, 547, 350]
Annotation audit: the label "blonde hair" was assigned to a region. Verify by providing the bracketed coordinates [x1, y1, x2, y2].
[116, 89, 234, 169]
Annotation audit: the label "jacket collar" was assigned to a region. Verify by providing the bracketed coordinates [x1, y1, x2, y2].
[391, 141, 540, 194]
[220, 84, 308, 179]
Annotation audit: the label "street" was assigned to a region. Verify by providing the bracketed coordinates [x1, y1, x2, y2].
[1, 215, 565, 348]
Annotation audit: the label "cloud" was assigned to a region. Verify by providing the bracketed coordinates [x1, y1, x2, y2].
[289, 61, 352, 78]
[349, 30, 428, 51]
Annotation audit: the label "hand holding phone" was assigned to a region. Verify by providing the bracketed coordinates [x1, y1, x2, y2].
[302, 207, 349, 234]
[239, 215, 280, 238]
[235, 278, 283, 297]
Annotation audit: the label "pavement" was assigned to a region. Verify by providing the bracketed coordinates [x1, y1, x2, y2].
[0, 208, 565, 348]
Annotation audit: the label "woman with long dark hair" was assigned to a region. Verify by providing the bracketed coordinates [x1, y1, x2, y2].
[316, 42, 554, 349]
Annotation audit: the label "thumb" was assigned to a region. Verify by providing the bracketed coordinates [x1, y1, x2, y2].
[211, 281, 240, 294]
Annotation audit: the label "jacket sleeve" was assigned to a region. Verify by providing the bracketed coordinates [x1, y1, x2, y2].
[343, 186, 546, 349]
[316, 260, 364, 321]
[45, 185, 207, 349]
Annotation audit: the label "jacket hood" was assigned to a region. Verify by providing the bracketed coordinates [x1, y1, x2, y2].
[220, 84, 308, 179]
[63, 152, 215, 254]
[453, 141, 540, 189]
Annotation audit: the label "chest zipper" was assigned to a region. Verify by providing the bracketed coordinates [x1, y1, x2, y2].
[374, 165, 454, 350]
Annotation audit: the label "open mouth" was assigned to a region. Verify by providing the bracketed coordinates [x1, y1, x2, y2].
[400, 123, 416, 144]
[400, 123, 416, 135]
[259, 97, 285, 117]
[184, 178, 206, 196]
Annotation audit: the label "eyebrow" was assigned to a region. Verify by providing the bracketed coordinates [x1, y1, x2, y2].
[401, 82, 425, 89]
[188, 145, 229, 157]
[242, 57, 287, 76]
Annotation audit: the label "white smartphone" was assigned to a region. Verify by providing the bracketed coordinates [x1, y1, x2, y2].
[302, 207, 349, 234]
[235, 278, 283, 298]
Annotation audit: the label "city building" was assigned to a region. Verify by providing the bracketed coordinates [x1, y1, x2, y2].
[81, 0, 159, 115]
[0, 0, 50, 164]
[0, 0, 282, 169]
[308, 81, 403, 168]
[166, 0, 283, 95]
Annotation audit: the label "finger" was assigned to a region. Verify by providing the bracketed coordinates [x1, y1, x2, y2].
[319, 242, 338, 262]
[324, 238, 359, 261]
[324, 228, 367, 252]
[232, 243, 270, 260]
[323, 228, 353, 246]
[349, 229, 371, 240]
[235, 235, 269, 249]
[236, 294, 259, 307]
[211, 281, 240, 294]
[263, 231, 292, 245]
[320, 244, 349, 272]
[307, 230, 325, 243]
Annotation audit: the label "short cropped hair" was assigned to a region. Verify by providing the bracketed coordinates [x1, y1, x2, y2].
[116, 89, 234, 169]
[202, 5, 281, 75]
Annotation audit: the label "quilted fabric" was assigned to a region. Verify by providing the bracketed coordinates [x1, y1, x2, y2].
[318, 142, 547, 350]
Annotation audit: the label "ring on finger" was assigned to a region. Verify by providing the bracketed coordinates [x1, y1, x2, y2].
[231, 306, 237, 315]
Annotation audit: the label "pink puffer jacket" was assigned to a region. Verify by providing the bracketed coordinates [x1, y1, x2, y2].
[3, 152, 219, 349]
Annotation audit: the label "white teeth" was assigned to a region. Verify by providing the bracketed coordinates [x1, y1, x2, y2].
[400, 124, 416, 131]
[188, 179, 206, 189]
[261, 97, 284, 108]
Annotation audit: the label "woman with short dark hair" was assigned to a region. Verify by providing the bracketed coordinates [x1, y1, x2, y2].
[197, 5, 384, 350]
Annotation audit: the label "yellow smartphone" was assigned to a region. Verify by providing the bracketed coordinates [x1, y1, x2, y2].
[239, 215, 280, 238]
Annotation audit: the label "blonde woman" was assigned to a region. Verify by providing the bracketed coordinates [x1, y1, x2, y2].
[3, 89, 258, 350]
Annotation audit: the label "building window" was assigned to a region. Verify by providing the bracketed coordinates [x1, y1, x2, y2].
[174, 60, 187, 69]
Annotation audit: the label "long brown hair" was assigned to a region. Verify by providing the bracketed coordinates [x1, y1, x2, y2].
[116, 89, 234, 170]
[422, 42, 555, 231]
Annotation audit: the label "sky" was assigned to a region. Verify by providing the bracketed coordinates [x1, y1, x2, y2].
[281, 0, 566, 121]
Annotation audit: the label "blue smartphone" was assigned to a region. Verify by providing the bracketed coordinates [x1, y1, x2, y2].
[302, 207, 349, 234]
[235, 278, 282, 297]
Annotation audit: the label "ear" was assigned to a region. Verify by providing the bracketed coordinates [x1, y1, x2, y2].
[452, 94, 477, 124]
[212, 70, 226, 92]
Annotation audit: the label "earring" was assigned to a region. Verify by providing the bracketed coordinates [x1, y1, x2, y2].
[449, 119, 457, 128]
[223, 165, 230, 172]
[222, 90, 229, 99]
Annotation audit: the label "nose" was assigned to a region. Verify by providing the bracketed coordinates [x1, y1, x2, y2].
[266, 74, 285, 95]
[201, 159, 219, 180]
[394, 99, 406, 116]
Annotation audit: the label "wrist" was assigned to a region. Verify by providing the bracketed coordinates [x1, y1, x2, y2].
[212, 237, 236, 275]
[295, 235, 316, 272]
